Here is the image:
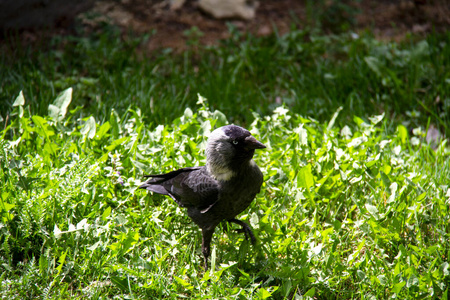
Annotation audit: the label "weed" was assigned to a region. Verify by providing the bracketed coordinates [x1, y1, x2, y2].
[1, 90, 449, 298]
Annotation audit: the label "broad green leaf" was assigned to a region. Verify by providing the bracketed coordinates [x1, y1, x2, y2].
[174, 276, 193, 289]
[96, 121, 111, 140]
[47, 105, 59, 121]
[110, 109, 120, 139]
[349, 175, 362, 184]
[387, 182, 398, 203]
[377, 275, 387, 285]
[304, 287, 315, 297]
[121, 230, 140, 252]
[321, 227, 334, 241]
[256, 287, 278, 299]
[406, 273, 419, 287]
[102, 206, 112, 221]
[55, 250, 68, 276]
[356, 270, 366, 281]
[110, 276, 129, 292]
[364, 56, 383, 77]
[392, 281, 406, 294]
[411, 40, 430, 58]
[197, 93, 207, 105]
[440, 262, 449, 276]
[365, 204, 379, 220]
[213, 109, 228, 127]
[39, 255, 48, 277]
[43, 142, 59, 155]
[327, 106, 342, 131]
[380, 171, 391, 187]
[32, 115, 54, 139]
[13, 91, 25, 106]
[340, 125, 352, 139]
[106, 136, 128, 151]
[81, 116, 96, 139]
[298, 164, 314, 201]
[0, 200, 15, 212]
[369, 113, 385, 125]
[296, 124, 308, 145]
[298, 164, 314, 190]
[184, 107, 193, 118]
[347, 239, 366, 265]
[80, 77, 98, 86]
[397, 125, 408, 144]
[76, 218, 88, 230]
[48, 87, 72, 121]
[132, 159, 148, 173]
[87, 241, 102, 251]
[353, 115, 367, 127]
[416, 192, 426, 201]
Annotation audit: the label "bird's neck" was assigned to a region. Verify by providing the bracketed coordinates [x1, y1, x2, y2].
[207, 159, 254, 181]
[207, 162, 235, 181]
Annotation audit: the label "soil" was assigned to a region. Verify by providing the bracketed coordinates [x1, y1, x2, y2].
[83, 0, 449, 51]
[3, 0, 450, 51]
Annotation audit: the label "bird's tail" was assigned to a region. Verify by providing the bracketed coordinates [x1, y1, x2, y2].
[139, 180, 169, 195]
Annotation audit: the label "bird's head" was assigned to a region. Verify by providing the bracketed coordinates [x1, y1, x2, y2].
[206, 125, 266, 180]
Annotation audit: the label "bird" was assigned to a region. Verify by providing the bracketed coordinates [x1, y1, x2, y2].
[139, 125, 266, 269]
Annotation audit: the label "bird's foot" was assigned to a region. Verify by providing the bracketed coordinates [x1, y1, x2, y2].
[241, 226, 256, 245]
[227, 219, 256, 245]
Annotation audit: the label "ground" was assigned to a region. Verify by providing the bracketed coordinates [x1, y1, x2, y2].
[6, 0, 450, 51]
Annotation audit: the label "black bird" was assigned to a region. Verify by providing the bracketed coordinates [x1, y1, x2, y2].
[139, 125, 266, 269]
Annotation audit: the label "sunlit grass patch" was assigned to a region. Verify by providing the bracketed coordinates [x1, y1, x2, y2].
[1, 90, 449, 298]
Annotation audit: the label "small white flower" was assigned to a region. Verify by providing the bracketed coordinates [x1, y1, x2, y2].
[340, 125, 352, 139]
[379, 140, 390, 149]
[369, 113, 385, 125]
[411, 137, 420, 146]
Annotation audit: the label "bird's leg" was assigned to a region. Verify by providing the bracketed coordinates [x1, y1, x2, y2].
[201, 228, 215, 270]
[227, 218, 256, 244]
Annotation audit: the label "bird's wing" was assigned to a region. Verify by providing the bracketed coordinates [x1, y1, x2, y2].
[140, 166, 219, 209]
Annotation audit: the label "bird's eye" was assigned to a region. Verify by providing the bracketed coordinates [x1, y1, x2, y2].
[232, 140, 239, 145]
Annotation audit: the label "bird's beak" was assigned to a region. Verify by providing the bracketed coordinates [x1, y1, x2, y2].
[244, 135, 266, 150]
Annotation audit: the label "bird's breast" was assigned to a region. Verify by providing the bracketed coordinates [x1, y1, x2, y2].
[216, 164, 263, 216]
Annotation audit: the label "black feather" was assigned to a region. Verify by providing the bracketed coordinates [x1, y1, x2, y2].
[140, 166, 219, 209]
[222, 125, 251, 140]
[139, 125, 265, 269]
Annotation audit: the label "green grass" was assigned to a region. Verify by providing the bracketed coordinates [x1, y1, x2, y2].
[1, 25, 449, 299]
[1, 26, 449, 130]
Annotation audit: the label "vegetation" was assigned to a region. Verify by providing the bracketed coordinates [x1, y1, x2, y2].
[1, 24, 449, 299]
[2, 26, 449, 128]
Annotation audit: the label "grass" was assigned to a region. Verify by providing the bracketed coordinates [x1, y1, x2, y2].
[1, 24, 449, 299]
[1, 25, 449, 130]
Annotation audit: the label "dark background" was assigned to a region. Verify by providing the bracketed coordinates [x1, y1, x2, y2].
[1, 0, 449, 50]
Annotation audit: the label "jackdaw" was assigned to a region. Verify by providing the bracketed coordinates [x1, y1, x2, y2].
[139, 125, 266, 269]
